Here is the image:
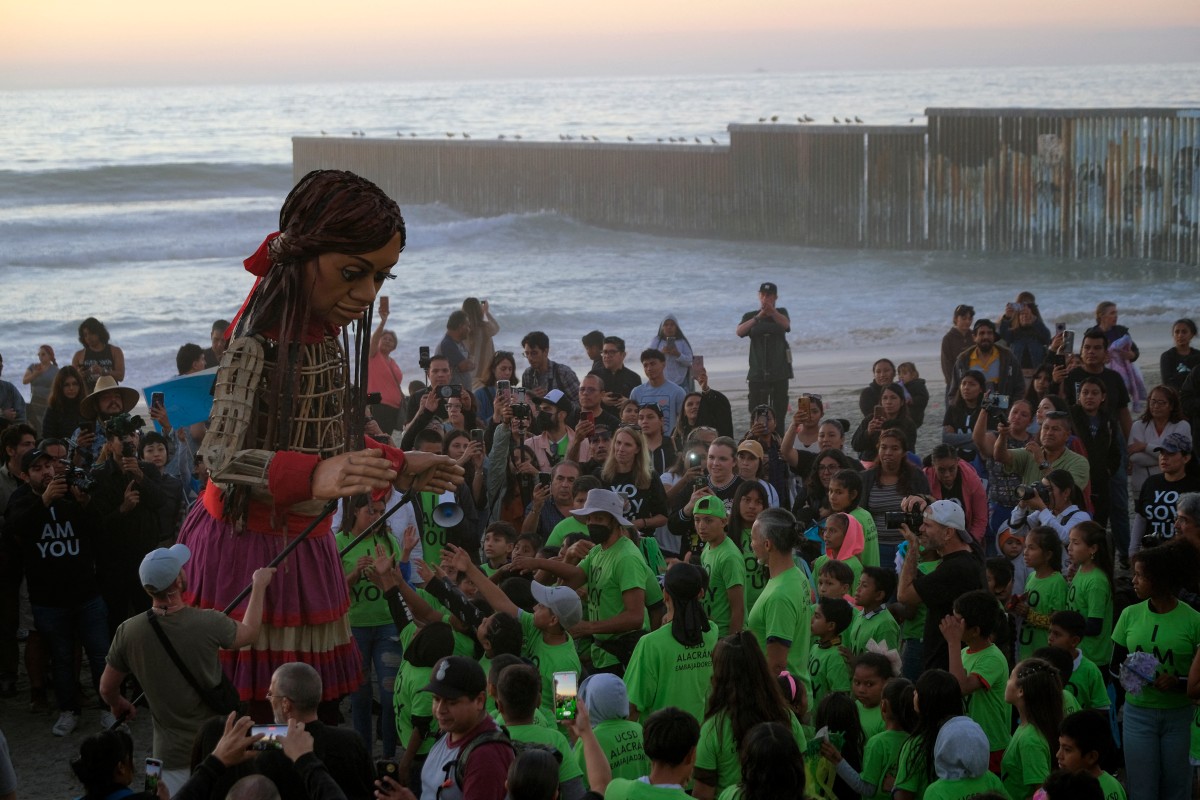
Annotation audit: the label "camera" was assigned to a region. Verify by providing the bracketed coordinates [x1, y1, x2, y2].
[61, 460, 96, 495]
[418, 346, 431, 371]
[121, 441, 137, 459]
[511, 403, 531, 421]
[1020, 483, 1051, 504]
[436, 384, 462, 400]
[884, 510, 923, 530]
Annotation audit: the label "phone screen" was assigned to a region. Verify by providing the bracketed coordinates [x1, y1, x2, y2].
[553, 671, 578, 720]
[873, 404, 885, 420]
[144, 758, 163, 792]
[693, 355, 704, 370]
[151, 392, 164, 409]
[250, 724, 287, 750]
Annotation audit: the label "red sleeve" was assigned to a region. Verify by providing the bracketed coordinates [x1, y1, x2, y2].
[461, 741, 515, 800]
[267, 451, 321, 507]
[370, 438, 407, 502]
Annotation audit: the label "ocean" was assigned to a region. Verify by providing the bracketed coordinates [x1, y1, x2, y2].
[2, 64, 1198, 399]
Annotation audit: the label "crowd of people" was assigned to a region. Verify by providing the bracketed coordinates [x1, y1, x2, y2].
[1, 169, 1200, 800]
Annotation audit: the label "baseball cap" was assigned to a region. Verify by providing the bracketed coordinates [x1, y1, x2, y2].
[530, 582, 583, 629]
[736, 440, 764, 460]
[693, 495, 727, 519]
[20, 448, 53, 473]
[139, 543, 191, 592]
[925, 500, 969, 541]
[1154, 432, 1192, 454]
[544, 389, 572, 413]
[422, 655, 487, 699]
[758, 282, 778, 296]
[972, 318, 996, 333]
[571, 489, 632, 527]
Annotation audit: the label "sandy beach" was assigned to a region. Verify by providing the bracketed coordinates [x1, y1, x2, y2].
[1, 322, 1173, 798]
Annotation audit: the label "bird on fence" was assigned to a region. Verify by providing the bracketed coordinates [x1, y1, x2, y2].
[446, 132, 455, 138]
[395, 131, 403, 137]
[710, 137, 718, 144]
[498, 134, 506, 139]
[854, 116, 863, 124]
[514, 134, 522, 139]
[627, 135, 634, 142]
[320, 130, 328, 135]
[657, 137, 664, 142]
[668, 137, 676, 143]
[410, 132, 417, 137]
[909, 118, 915, 123]
[804, 114, 814, 122]
[694, 137, 701, 143]
[770, 115, 779, 122]
[592, 135, 600, 141]
[463, 132, 471, 139]
[359, 130, 366, 136]
[833, 117, 840, 123]
[758, 117, 767, 122]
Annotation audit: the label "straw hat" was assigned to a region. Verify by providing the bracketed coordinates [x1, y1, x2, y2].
[79, 375, 140, 420]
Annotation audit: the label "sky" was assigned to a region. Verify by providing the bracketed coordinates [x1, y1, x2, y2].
[2, 0, 1199, 88]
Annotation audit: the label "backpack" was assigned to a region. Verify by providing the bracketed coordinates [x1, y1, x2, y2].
[445, 726, 561, 795]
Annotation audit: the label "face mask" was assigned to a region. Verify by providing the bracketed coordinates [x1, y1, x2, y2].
[536, 411, 554, 429]
[587, 523, 611, 545]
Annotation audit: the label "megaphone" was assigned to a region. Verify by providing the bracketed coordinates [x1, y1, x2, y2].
[433, 491, 463, 528]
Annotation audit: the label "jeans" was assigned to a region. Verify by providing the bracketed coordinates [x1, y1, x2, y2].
[32, 595, 110, 713]
[900, 638, 924, 682]
[351, 623, 403, 757]
[1122, 702, 1192, 800]
[747, 380, 789, 433]
[877, 542, 899, 573]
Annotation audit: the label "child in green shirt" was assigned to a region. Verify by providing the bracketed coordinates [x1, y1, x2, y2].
[1056, 709, 1127, 800]
[1065, 520, 1115, 666]
[941, 588, 1013, 763]
[923, 715, 1008, 800]
[815, 558, 857, 609]
[495, 663, 585, 794]
[606, 708, 700, 800]
[851, 652, 896, 740]
[480, 521, 517, 576]
[693, 494, 745, 637]
[1046, 610, 1110, 711]
[822, 676, 914, 800]
[808, 597, 854, 706]
[1001, 657, 1063, 800]
[848, 566, 901, 655]
[1015, 525, 1068, 661]
[815, 512, 864, 592]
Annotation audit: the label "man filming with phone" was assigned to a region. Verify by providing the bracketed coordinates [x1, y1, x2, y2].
[736, 281, 792, 426]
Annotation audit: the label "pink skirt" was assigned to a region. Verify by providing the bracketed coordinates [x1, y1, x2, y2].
[178, 502, 362, 701]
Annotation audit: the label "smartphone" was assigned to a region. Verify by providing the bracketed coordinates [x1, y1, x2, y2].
[798, 395, 811, 415]
[470, 428, 484, 443]
[1062, 330, 1076, 354]
[666, 336, 676, 349]
[537, 471, 552, 488]
[693, 355, 704, 370]
[687, 451, 702, 468]
[379, 296, 389, 315]
[376, 760, 399, 782]
[250, 724, 287, 750]
[553, 671, 578, 721]
[581, 410, 594, 425]
[873, 404, 885, 421]
[497, 379, 511, 401]
[144, 758, 163, 793]
[151, 392, 165, 409]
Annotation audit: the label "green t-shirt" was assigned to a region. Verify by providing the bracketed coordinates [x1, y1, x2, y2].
[416, 491, 450, 567]
[1068, 567, 1114, 665]
[853, 508, 880, 568]
[695, 712, 807, 793]
[716, 787, 743, 800]
[624, 623, 718, 723]
[1098, 769, 1127, 800]
[579, 537, 654, 669]
[574, 719, 648, 790]
[814, 553, 863, 592]
[847, 607, 901, 655]
[961, 643, 1013, 752]
[701, 536, 746, 637]
[1112, 598, 1200, 709]
[336, 530, 402, 628]
[1063, 688, 1081, 716]
[894, 734, 932, 797]
[506, 722, 583, 783]
[1000, 723, 1051, 800]
[924, 771, 1009, 800]
[857, 700, 885, 740]
[491, 706, 556, 730]
[1004, 446, 1090, 490]
[1066, 651, 1110, 710]
[738, 530, 769, 612]
[746, 566, 813, 680]
[393, 662, 436, 756]
[637, 535, 667, 577]
[518, 610, 583, 719]
[900, 559, 940, 640]
[1018, 570, 1068, 661]
[604, 778, 690, 800]
[807, 640, 851, 706]
[860, 729, 907, 800]
[547, 516, 588, 548]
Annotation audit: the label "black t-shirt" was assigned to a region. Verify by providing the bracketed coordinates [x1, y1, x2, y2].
[1063, 367, 1130, 415]
[596, 469, 668, 524]
[5, 487, 102, 608]
[913, 549, 986, 671]
[590, 366, 642, 404]
[1136, 472, 1200, 542]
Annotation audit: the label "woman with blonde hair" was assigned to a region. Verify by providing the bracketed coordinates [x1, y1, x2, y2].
[599, 425, 668, 540]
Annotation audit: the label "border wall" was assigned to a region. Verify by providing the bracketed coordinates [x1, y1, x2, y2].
[294, 107, 1200, 265]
